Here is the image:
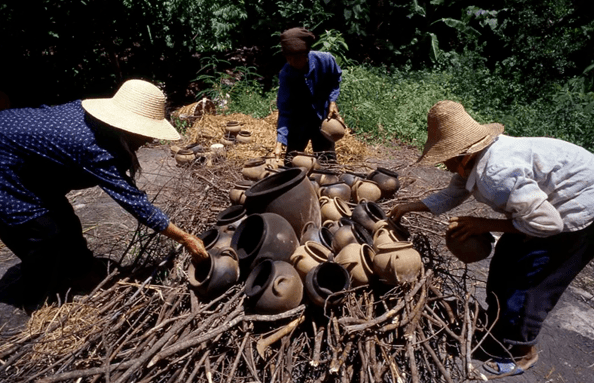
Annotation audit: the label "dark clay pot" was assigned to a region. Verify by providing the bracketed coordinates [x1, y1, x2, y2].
[339, 171, 366, 187]
[215, 205, 247, 233]
[367, 167, 400, 199]
[198, 228, 233, 252]
[351, 201, 387, 233]
[310, 169, 340, 185]
[244, 168, 321, 237]
[446, 231, 495, 264]
[332, 219, 374, 254]
[231, 212, 299, 273]
[187, 247, 240, 300]
[245, 259, 303, 314]
[319, 182, 352, 201]
[304, 262, 351, 307]
[300, 221, 334, 250]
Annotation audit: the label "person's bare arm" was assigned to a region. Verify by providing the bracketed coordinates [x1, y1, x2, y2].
[447, 216, 520, 242]
[161, 222, 208, 262]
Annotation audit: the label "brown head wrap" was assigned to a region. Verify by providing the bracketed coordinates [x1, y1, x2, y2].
[280, 27, 315, 55]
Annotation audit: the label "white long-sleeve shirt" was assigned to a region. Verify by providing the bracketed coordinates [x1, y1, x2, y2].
[422, 135, 594, 237]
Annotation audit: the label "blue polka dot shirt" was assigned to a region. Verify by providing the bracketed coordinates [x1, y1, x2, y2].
[0, 101, 169, 232]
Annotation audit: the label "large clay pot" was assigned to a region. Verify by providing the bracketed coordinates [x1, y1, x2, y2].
[374, 242, 422, 284]
[332, 220, 373, 254]
[229, 180, 253, 205]
[310, 169, 340, 185]
[187, 247, 240, 300]
[351, 179, 382, 203]
[320, 117, 347, 142]
[319, 182, 351, 201]
[231, 213, 299, 273]
[320, 196, 352, 222]
[290, 241, 333, 280]
[367, 168, 400, 199]
[339, 171, 366, 187]
[245, 260, 303, 314]
[242, 158, 267, 181]
[244, 168, 321, 237]
[445, 231, 494, 264]
[290, 152, 321, 173]
[305, 262, 351, 307]
[215, 205, 247, 233]
[335, 243, 375, 286]
[351, 201, 387, 233]
[300, 221, 333, 250]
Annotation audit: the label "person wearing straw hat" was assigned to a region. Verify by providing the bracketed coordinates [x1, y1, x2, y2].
[273, 27, 344, 164]
[389, 100, 594, 376]
[0, 79, 209, 304]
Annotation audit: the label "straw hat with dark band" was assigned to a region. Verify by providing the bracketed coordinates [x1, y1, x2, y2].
[417, 100, 504, 166]
[82, 79, 180, 141]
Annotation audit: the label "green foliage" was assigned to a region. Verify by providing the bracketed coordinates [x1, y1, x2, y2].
[312, 29, 355, 67]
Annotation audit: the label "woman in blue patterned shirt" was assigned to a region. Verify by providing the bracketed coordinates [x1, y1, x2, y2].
[0, 79, 208, 302]
[389, 100, 594, 376]
[273, 27, 343, 163]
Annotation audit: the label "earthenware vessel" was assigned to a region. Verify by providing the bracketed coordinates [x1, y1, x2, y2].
[367, 168, 400, 199]
[245, 259, 303, 314]
[351, 200, 387, 233]
[265, 157, 285, 169]
[331, 220, 374, 254]
[215, 205, 247, 233]
[244, 168, 321, 237]
[231, 213, 299, 273]
[319, 196, 352, 222]
[241, 158, 267, 181]
[310, 169, 340, 185]
[236, 130, 252, 144]
[290, 152, 320, 173]
[374, 242, 422, 284]
[229, 180, 253, 205]
[175, 149, 195, 165]
[320, 117, 347, 142]
[323, 219, 341, 235]
[290, 241, 333, 280]
[225, 120, 241, 135]
[304, 261, 350, 307]
[351, 179, 382, 203]
[339, 171, 366, 187]
[221, 133, 236, 146]
[187, 247, 240, 300]
[445, 231, 495, 264]
[319, 182, 351, 201]
[372, 218, 411, 241]
[300, 221, 333, 250]
[198, 228, 233, 253]
[335, 243, 375, 286]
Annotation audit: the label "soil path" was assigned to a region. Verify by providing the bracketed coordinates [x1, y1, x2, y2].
[1, 141, 593, 382]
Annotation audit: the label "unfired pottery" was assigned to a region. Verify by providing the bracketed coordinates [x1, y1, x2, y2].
[335, 243, 375, 286]
[373, 242, 422, 284]
[187, 247, 240, 300]
[319, 182, 351, 201]
[290, 241, 332, 280]
[445, 231, 495, 264]
[304, 261, 350, 307]
[351, 179, 382, 203]
[320, 117, 347, 142]
[245, 259, 303, 314]
[367, 168, 400, 199]
[320, 196, 352, 222]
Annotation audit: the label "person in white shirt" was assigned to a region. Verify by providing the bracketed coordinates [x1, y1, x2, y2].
[390, 100, 594, 376]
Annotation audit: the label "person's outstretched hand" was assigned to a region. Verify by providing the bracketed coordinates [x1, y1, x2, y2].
[161, 223, 208, 263]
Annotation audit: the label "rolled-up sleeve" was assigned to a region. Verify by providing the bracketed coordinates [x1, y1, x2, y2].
[422, 174, 471, 215]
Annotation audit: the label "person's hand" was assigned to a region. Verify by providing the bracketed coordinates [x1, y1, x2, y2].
[327, 102, 344, 123]
[389, 201, 430, 222]
[274, 142, 284, 159]
[182, 234, 209, 263]
[447, 216, 488, 242]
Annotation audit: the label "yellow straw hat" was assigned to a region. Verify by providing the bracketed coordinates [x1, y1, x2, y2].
[82, 79, 180, 141]
[417, 100, 504, 166]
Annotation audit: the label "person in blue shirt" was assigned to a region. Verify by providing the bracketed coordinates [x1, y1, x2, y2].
[389, 100, 594, 377]
[0, 79, 209, 303]
[273, 27, 343, 163]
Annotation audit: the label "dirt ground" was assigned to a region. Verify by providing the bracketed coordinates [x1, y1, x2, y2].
[0, 112, 593, 382]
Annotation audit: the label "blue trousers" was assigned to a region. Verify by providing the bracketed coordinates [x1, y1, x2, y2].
[486, 222, 594, 346]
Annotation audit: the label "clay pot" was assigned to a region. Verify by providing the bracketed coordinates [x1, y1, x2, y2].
[323, 220, 341, 235]
[290, 241, 333, 280]
[372, 219, 411, 242]
[300, 221, 334, 250]
[175, 149, 195, 165]
[229, 180, 253, 205]
[332, 220, 373, 254]
[221, 133, 236, 146]
[351, 179, 382, 203]
[367, 168, 400, 199]
[170, 145, 182, 155]
[290, 152, 321, 173]
[319, 182, 351, 201]
[265, 157, 285, 169]
[231, 213, 299, 273]
[310, 179, 321, 197]
[335, 243, 375, 286]
[215, 205, 247, 233]
[339, 171, 366, 187]
[373, 242, 422, 284]
[242, 158, 267, 181]
[351, 201, 387, 233]
[245, 260, 303, 314]
[319, 196, 352, 222]
[445, 231, 494, 264]
[187, 247, 240, 300]
[305, 262, 350, 307]
[236, 130, 253, 144]
[320, 117, 347, 142]
[310, 169, 340, 185]
[244, 168, 321, 237]
[225, 121, 242, 135]
[198, 228, 233, 253]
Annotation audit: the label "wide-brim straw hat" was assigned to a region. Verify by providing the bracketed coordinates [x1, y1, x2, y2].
[417, 100, 504, 166]
[82, 79, 180, 141]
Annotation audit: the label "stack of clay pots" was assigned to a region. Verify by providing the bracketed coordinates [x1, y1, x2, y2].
[188, 154, 423, 314]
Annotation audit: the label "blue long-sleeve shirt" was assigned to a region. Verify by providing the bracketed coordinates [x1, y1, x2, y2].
[0, 101, 169, 231]
[276, 51, 342, 145]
